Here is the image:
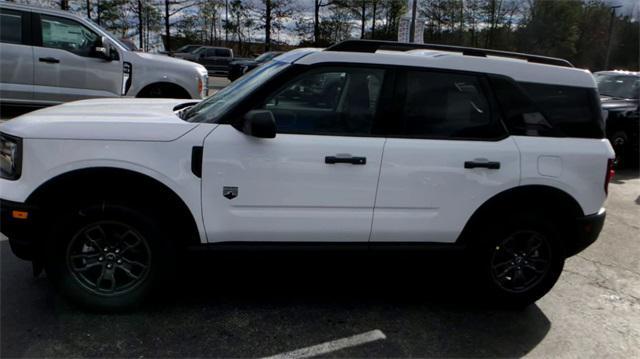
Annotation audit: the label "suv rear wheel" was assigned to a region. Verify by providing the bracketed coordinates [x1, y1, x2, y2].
[472, 213, 565, 307]
[45, 203, 174, 311]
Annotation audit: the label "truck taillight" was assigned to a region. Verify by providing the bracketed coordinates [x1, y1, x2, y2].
[605, 158, 615, 195]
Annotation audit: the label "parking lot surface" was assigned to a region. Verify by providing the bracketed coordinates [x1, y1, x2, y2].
[1, 169, 638, 357]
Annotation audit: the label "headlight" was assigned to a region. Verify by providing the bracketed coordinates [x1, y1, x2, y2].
[0, 133, 22, 180]
[200, 73, 209, 98]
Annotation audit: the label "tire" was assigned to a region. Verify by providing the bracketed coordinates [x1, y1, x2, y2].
[470, 213, 565, 308]
[45, 203, 174, 311]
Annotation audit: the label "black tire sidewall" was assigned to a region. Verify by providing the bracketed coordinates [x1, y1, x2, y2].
[46, 203, 173, 312]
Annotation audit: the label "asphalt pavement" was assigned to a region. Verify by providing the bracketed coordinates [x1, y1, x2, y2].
[1, 170, 639, 357]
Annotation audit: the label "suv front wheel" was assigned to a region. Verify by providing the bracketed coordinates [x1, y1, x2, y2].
[46, 203, 174, 311]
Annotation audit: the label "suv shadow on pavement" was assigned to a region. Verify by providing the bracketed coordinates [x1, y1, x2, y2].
[2, 240, 551, 358]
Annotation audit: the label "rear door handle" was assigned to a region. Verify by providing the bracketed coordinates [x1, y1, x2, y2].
[39, 57, 60, 64]
[325, 156, 367, 165]
[464, 161, 501, 169]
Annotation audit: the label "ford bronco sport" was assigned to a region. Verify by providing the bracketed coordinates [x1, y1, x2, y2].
[0, 40, 615, 311]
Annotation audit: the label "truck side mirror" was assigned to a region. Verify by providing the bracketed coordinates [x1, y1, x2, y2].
[242, 110, 276, 138]
[94, 36, 119, 61]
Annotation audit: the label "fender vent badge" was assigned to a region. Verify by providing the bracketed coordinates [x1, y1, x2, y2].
[223, 186, 238, 200]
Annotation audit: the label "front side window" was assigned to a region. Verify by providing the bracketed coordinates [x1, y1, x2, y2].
[40, 15, 99, 57]
[0, 11, 23, 45]
[395, 70, 503, 140]
[215, 48, 231, 57]
[257, 67, 385, 136]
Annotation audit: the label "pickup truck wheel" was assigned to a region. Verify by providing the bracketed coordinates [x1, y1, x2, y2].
[46, 204, 173, 311]
[472, 214, 565, 308]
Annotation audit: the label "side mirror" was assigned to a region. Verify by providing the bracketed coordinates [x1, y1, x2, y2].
[242, 110, 276, 138]
[94, 36, 118, 61]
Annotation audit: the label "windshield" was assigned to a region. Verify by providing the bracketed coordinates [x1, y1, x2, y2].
[595, 74, 640, 99]
[256, 52, 278, 62]
[185, 60, 289, 123]
[177, 45, 200, 53]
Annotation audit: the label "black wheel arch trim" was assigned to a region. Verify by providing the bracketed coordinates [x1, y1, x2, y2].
[456, 185, 587, 248]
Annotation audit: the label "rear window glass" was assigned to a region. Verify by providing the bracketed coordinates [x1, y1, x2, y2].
[490, 77, 604, 139]
[0, 12, 22, 44]
[393, 70, 505, 140]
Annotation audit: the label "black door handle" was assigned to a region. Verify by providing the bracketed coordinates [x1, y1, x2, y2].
[465, 161, 501, 169]
[39, 57, 60, 64]
[325, 156, 367, 165]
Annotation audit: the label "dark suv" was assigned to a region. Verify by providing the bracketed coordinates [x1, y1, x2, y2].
[595, 71, 640, 167]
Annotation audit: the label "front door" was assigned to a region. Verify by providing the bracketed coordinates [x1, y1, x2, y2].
[33, 13, 122, 104]
[201, 65, 389, 243]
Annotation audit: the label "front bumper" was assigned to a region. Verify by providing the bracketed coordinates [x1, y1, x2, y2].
[566, 208, 606, 257]
[0, 199, 40, 260]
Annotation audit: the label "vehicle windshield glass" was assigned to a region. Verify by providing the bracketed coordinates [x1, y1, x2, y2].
[178, 45, 200, 53]
[85, 19, 129, 50]
[595, 74, 640, 99]
[256, 52, 277, 62]
[185, 60, 289, 123]
[193, 47, 209, 55]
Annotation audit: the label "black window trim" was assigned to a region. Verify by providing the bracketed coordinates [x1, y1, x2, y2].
[0, 8, 31, 46]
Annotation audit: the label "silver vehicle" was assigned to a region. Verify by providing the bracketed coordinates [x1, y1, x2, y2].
[0, 3, 208, 107]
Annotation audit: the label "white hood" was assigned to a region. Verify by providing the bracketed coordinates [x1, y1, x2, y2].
[0, 98, 200, 141]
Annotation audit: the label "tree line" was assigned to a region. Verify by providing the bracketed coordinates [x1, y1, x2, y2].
[9, 0, 638, 71]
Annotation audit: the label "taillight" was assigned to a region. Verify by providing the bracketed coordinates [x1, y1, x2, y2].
[605, 158, 615, 195]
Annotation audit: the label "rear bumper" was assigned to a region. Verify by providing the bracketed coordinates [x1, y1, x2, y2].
[0, 199, 41, 260]
[566, 208, 606, 257]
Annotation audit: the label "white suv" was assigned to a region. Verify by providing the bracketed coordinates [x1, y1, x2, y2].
[0, 40, 615, 311]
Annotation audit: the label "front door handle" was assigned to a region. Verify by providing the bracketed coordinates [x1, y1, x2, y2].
[325, 156, 367, 165]
[465, 161, 501, 169]
[39, 57, 60, 64]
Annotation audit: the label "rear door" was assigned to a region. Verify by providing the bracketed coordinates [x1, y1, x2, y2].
[0, 8, 34, 104]
[32, 13, 122, 104]
[201, 65, 389, 243]
[371, 68, 520, 243]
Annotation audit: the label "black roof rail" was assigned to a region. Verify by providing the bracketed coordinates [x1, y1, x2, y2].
[325, 40, 574, 68]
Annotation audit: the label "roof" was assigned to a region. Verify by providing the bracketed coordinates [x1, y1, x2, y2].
[295, 40, 595, 88]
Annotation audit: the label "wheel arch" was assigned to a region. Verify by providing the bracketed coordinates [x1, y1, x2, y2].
[135, 82, 192, 99]
[27, 167, 202, 247]
[457, 185, 584, 245]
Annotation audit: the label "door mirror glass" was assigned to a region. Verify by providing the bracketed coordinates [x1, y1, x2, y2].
[242, 110, 276, 138]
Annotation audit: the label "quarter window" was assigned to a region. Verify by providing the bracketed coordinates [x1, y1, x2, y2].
[0, 12, 23, 45]
[40, 15, 99, 57]
[395, 70, 503, 139]
[258, 67, 385, 136]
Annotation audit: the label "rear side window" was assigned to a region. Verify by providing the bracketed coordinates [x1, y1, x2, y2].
[393, 70, 505, 140]
[490, 76, 604, 139]
[0, 11, 23, 44]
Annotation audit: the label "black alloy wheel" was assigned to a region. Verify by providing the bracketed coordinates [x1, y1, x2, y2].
[66, 221, 152, 296]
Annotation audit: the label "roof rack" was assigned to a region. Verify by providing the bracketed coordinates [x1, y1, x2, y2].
[326, 40, 574, 68]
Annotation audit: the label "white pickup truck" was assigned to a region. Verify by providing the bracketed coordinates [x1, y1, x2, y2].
[0, 40, 614, 311]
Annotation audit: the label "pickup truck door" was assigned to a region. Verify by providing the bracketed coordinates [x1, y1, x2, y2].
[0, 8, 34, 104]
[201, 65, 389, 243]
[371, 69, 520, 243]
[32, 13, 122, 104]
